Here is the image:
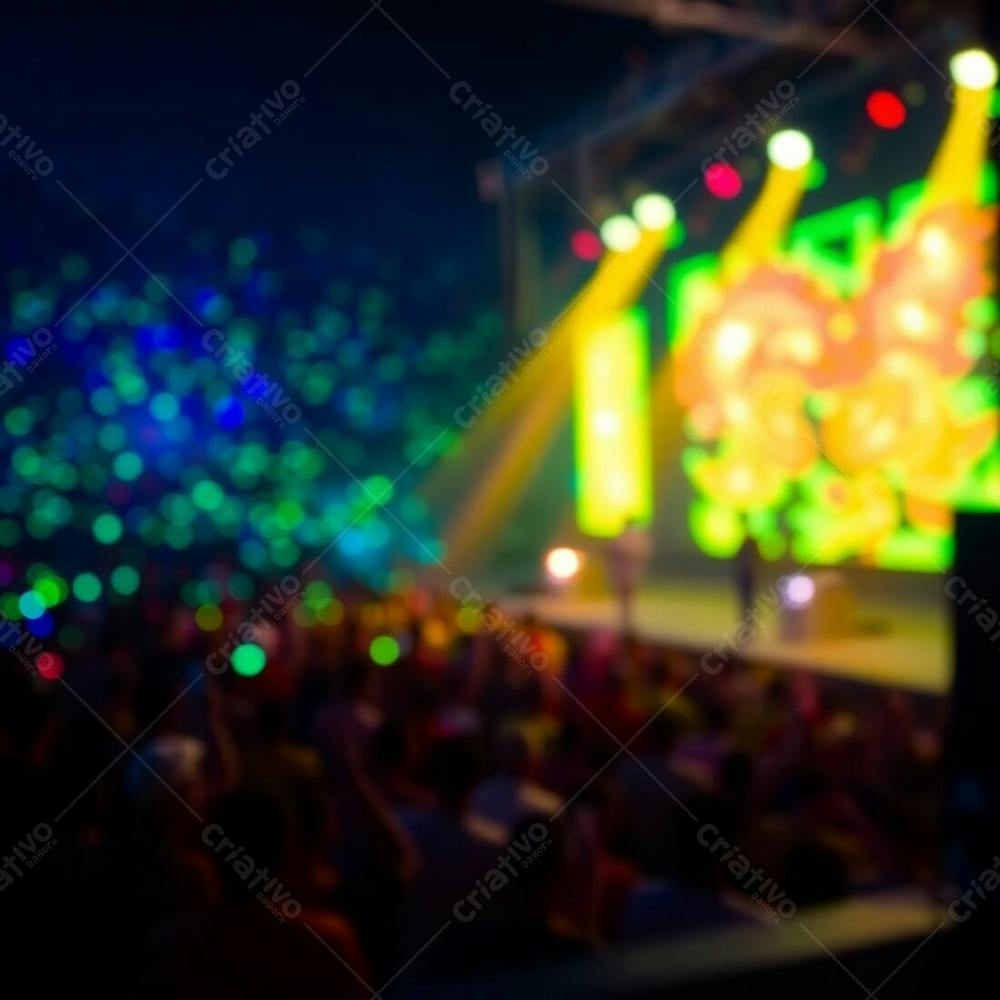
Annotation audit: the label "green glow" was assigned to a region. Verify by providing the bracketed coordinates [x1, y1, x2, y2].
[303, 372, 335, 403]
[90, 387, 120, 416]
[689, 499, 745, 558]
[229, 237, 258, 267]
[805, 159, 827, 190]
[757, 532, 787, 560]
[966, 296, 998, 328]
[113, 451, 144, 481]
[110, 565, 140, 595]
[164, 523, 194, 549]
[667, 253, 717, 350]
[93, 512, 123, 544]
[364, 475, 393, 505]
[877, 531, 954, 571]
[573, 308, 652, 537]
[195, 580, 224, 605]
[665, 220, 687, 250]
[4, 407, 33, 436]
[227, 573, 254, 600]
[369, 635, 400, 666]
[98, 422, 127, 451]
[275, 499, 304, 529]
[150, 392, 180, 421]
[232, 643, 267, 676]
[192, 480, 224, 511]
[34, 576, 67, 607]
[12, 447, 41, 479]
[787, 197, 882, 295]
[304, 580, 333, 610]
[0, 593, 22, 621]
[72, 573, 102, 602]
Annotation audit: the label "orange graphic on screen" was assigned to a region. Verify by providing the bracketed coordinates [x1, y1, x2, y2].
[672, 67, 999, 570]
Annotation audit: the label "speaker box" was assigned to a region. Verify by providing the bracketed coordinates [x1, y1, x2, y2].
[945, 512, 1000, 885]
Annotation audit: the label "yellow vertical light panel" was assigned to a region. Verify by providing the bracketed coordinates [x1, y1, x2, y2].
[573, 307, 652, 537]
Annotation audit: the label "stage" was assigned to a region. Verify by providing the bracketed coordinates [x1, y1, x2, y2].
[501, 576, 951, 695]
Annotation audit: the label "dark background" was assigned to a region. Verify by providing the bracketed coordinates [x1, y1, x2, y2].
[0, 1, 664, 279]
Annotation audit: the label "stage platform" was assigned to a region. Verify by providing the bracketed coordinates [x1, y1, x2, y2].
[501, 577, 950, 695]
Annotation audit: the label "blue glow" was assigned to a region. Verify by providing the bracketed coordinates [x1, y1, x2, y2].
[27, 613, 55, 638]
[214, 397, 245, 429]
[19, 591, 45, 619]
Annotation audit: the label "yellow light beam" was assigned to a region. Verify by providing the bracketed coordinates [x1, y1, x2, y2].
[924, 59, 995, 208]
[441, 225, 671, 570]
[720, 131, 812, 279]
[443, 359, 573, 572]
[424, 224, 670, 506]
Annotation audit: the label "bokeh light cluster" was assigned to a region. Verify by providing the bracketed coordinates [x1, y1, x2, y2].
[0, 227, 506, 662]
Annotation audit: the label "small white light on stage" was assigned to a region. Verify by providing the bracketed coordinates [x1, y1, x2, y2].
[780, 574, 816, 608]
[545, 547, 582, 583]
[600, 214, 641, 252]
[767, 130, 813, 171]
[632, 193, 676, 230]
[950, 48, 998, 91]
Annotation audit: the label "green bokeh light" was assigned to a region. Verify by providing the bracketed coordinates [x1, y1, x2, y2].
[192, 480, 225, 511]
[113, 450, 144, 481]
[150, 392, 180, 421]
[93, 512, 124, 544]
[73, 572, 103, 602]
[110, 565, 140, 595]
[369, 634, 400, 666]
[231, 643, 267, 677]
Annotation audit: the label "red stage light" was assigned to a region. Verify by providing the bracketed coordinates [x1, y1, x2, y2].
[571, 229, 603, 261]
[704, 163, 743, 200]
[866, 91, 907, 129]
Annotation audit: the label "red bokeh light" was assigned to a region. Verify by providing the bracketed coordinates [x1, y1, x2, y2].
[37, 652, 64, 682]
[704, 163, 743, 200]
[866, 91, 907, 129]
[570, 229, 603, 261]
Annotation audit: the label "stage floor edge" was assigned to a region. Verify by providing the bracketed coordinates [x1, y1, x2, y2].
[500, 579, 950, 695]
